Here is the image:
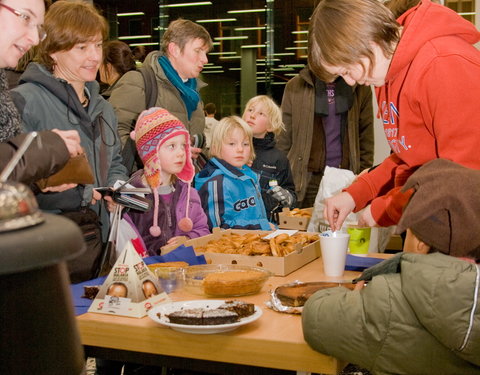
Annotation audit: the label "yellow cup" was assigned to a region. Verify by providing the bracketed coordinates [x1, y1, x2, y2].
[347, 226, 371, 256]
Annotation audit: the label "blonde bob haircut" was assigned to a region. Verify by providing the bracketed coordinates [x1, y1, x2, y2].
[37, 1, 108, 72]
[243, 95, 285, 136]
[209, 116, 255, 163]
[161, 19, 213, 55]
[308, 0, 400, 82]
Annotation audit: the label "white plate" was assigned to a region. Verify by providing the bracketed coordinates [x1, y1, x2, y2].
[148, 299, 262, 334]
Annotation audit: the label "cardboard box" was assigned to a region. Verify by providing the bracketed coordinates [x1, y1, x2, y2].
[278, 207, 313, 230]
[185, 228, 320, 276]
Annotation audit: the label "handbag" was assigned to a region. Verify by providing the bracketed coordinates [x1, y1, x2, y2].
[36, 153, 94, 189]
[61, 207, 104, 283]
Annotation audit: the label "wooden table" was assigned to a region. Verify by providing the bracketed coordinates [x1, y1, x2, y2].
[77, 255, 389, 374]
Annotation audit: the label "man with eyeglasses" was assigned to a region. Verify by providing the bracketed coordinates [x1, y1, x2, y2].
[0, 0, 82, 184]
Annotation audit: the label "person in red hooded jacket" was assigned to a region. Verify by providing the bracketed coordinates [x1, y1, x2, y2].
[308, 0, 480, 231]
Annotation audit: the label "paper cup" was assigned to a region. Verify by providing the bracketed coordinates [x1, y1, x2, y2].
[320, 232, 350, 277]
[347, 226, 372, 256]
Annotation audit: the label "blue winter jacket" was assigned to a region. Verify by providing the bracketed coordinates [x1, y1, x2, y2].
[194, 158, 271, 230]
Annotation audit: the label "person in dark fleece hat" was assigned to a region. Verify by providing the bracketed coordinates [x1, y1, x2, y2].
[302, 158, 480, 375]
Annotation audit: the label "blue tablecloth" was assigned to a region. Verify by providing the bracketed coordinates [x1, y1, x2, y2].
[71, 247, 386, 316]
[71, 245, 206, 316]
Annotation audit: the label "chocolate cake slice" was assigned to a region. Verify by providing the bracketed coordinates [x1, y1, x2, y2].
[218, 300, 255, 318]
[166, 308, 204, 325]
[82, 285, 100, 300]
[166, 308, 239, 325]
[202, 309, 239, 325]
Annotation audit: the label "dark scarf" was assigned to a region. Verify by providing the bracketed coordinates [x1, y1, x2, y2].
[0, 69, 22, 142]
[158, 56, 199, 120]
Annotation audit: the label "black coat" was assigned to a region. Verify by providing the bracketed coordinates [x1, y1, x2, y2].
[251, 132, 297, 222]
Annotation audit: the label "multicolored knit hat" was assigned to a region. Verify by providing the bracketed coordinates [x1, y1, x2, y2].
[131, 107, 194, 236]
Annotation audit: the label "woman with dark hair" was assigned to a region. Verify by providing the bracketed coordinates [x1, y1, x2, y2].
[99, 40, 135, 99]
[11, 0, 127, 242]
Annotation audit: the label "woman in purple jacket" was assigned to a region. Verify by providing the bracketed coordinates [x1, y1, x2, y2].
[126, 107, 210, 255]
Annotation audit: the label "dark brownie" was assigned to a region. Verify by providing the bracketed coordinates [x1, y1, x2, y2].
[166, 308, 239, 325]
[202, 309, 239, 325]
[166, 308, 204, 325]
[82, 285, 100, 300]
[218, 300, 255, 318]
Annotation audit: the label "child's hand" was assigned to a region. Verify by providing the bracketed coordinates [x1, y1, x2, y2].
[268, 186, 293, 207]
[354, 281, 367, 291]
[166, 236, 188, 246]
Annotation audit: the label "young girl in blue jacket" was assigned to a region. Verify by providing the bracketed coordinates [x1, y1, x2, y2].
[195, 116, 272, 230]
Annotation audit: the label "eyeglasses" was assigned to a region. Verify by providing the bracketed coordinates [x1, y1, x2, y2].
[0, 3, 47, 42]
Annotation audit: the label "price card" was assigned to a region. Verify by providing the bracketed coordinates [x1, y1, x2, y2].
[103, 295, 132, 315]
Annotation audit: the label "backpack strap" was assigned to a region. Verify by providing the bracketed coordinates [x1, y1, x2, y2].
[138, 65, 158, 109]
[122, 67, 157, 175]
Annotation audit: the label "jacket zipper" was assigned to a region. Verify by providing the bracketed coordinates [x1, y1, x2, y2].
[459, 264, 480, 351]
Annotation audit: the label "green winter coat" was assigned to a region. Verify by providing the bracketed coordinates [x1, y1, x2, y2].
[108, 50, 207, 146]
[278, 67, 374, 202]
[11, 63, 128, 241]
[302, 253, 480, 375]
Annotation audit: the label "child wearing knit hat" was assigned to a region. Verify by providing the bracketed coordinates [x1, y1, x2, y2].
[195, 116, 273, 230]
[125, 107, 210, 255]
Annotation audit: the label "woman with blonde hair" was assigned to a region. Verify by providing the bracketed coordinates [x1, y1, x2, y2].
[195, 116, 271, 230]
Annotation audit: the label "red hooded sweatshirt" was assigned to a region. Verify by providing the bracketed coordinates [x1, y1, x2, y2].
[345, 0, 480, 226]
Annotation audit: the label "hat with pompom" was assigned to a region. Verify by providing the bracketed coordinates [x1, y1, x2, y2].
[131, 107, 194, 237]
